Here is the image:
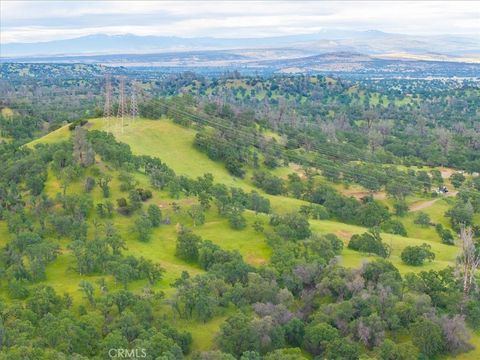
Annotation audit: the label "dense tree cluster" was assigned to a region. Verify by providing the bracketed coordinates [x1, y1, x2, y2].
[206, 244, 478, 359]
[0, 283, 193, 359]
[195, 130, 250, 178]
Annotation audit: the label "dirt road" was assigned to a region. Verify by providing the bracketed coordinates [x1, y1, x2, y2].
[409, 190, 457, 212]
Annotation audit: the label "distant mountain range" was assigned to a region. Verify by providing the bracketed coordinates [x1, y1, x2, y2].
[2, 30, 479, 62]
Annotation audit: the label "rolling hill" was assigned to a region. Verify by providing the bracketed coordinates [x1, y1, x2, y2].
[29, 117, 464, 272]
[12, 116, 480, 357]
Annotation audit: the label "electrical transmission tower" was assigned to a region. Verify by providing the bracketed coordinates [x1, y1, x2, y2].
[117, 76, 128, 133]
[130, 80, 139, 121]
[103, 74, 112, 130]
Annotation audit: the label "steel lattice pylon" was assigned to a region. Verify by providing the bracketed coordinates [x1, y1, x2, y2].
[103, 74, 113, 130]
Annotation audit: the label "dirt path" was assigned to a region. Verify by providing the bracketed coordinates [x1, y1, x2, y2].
[409, 190, 457, 212]
[409, 198, 440, 211]
[439, 167, 455, 179]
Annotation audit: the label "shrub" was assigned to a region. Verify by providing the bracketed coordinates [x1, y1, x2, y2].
[411, 318, 444, 357]
[361, 259, 401, 284]
[132, 213, 153, 242]
[300, 204, 329, 220]
[8, 279, 30, 299]
[147, 204, 162, 227]
[465, 299, 480, 329]
[303, 322, 339, 356]
[252, 220, 264, 233]
[357, 200, 390, 227]
[394, 201, 409, 216]
[84, 177, 95, 192]
[136, 188, 153, 201]
[414, 212, 431, 227]
[176, 229, 202, 262]
[450, 173, 466, 189]
[381, 219, 408, 237]
[348, 229, 390, 258]
[118, 172, 136, 192]
[252, 171, 285, 195]
[270, 212, 311, 240]
[435, 224, 455, 245]
[116, 198, 132, 216]
[401, 243, 435, 266]
[68, 119, 88, 130]
[325, 338, 360, 360]
[116, 198, 127, 207]
[228, 210, 246, 230]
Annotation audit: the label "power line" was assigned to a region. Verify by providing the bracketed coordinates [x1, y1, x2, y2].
[143, 100, 424, 189]
[3, 80, 477, 193]
[149, 102, 480, 199]
[2, 73, 477, 200]
[103, 74, 113, 130]
[116, 76, 127, 133]
[130, 81, 139, 121]
[4, 100, 477, 198]
[167, 97, 365, 163]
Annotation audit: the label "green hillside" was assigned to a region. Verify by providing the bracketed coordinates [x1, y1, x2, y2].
[30, 117, 305, 213]
[29, 117, 462, 271]
[5, 115, 477, 358]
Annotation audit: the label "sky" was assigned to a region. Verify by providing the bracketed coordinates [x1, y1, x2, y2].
[1, 1, 479, 43]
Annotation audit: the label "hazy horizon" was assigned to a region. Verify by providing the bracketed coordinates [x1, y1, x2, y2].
[1, 1, 479, 44]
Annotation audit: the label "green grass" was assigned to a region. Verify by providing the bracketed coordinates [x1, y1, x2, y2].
[0, 222, 9, 247]
[36, 164, 273, 301]
[28, 118, 463, 279]
[31, 162, 266, 352]
[453, 330, 480, 360]
[93, 117, 305, 212]
[29, 124, 71, 146]
[401, 197, 454, 242]
[195, 211, 271, 265]
[27, 164, 201, 301]
[102, 118, 230, 182]
[310, 219, 459, 273]
[24, 118, 281, 304]
[29, 117, 306, 213]
[19, 116, 475, 357]
[178, 313, 230, 353]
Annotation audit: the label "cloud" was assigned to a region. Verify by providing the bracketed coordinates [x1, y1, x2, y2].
[1, 1, 478, 43]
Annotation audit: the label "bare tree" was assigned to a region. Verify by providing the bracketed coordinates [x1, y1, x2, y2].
[452, 122, 467, 136]
[458, 226, 480, 298]
[439, 315, 473, 355]
[415, 115, 428, 137]
[376, 120, 394, 142]
[465, 127, 480, 151]
[334, 111, 349, 131]
[435, 127, 452, 156]
[368, 129, 383, 153]
[364, 110, 378, 131]
[276, 96, 287, 129]
[73, 127, 95, 167]
[320, 121, 337, 143]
